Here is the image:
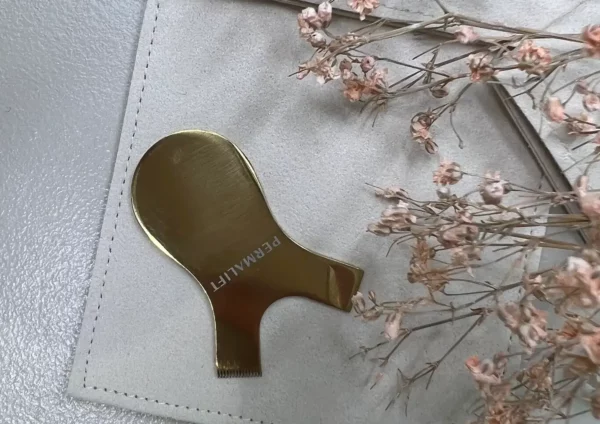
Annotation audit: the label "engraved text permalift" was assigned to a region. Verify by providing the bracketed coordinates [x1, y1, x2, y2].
[209, 235, 281, 292]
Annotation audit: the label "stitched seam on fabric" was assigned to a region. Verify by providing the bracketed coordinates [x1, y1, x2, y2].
[83, 386, 273, 423]
[506, 175, 545, 354]
[80, 2, 271, 423]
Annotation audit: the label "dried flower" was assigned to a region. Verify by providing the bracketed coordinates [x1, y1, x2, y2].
[437, 221, 479, 248]
[552, 320, 581, 345]
[582, 25, 600, 58]
[455, 26, 479, 44]
[339, 58, 353, 72]
[351, 292, 366, 313]
[566, 356, 597, 377]
[465, 355, 504, 387]
[567, 112, 596, 135]
[519, 359, 552, 391]
[433, 160, 462, 186]
[479, 172, 508, 205]
[407, 263, 449, 292]
[550, 256, 600, 308]
[374, 186, 407, 200]
[451, 245, 482, 266]
[410, 111, 438, 153]
[515, 40, 552, 75]
[308, 32, 327, 48]
[581, 330, 600, 364]
[368, 200, 416, 235]
[347, 0, 379, 21]
[360, 56, 375, 73]
[384, 311, 403, 340]
[580, 192, 600, 221]
[317, 1, 333, 28]
[467, 54, 496, 82]
[297, 56, 340, 84]
[297, 13, 315, 38]
[543, 97, 565, 123]
[380, 201, 417, 228]
[341, 68, 387, 102]
[497, 302, 547, 353]
[584, 93, 600, 112]
[301, 7, 321, 29]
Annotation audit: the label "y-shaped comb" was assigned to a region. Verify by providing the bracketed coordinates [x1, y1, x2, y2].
[132, 130, 363, 378]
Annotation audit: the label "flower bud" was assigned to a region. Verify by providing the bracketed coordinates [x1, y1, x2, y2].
[317, 2, 333, 28]
[301, 7, 321, 28]
[360, 56, 375, 73]
[309, 32, 327, 48]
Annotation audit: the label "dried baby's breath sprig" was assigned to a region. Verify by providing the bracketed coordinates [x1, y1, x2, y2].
[289, 1, 597, 154]
[356, 158, 600, 422]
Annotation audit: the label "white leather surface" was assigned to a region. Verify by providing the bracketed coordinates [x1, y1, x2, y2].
[0, 1, 178, 423]
[65, 1, 550, 423]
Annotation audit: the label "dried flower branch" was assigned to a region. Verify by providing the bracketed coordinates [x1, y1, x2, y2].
[290, 1, 598, 154]
[356, 161, 600, 422]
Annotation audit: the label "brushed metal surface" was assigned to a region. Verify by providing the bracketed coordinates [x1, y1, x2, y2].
[132, 131, 363, 377]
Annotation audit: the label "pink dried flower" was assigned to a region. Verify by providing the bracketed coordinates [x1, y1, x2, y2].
[374, 186, 407, 200]
[347, 0, 379, 21]
[367, 68, 387, 89]
[497, 302, 547, 353]
[437, 222, 478, 248]
[410, 111, 438, 154]
[520, 359, 552, 391]
[515, 40, 552, 75]
[297, 13, 314, 38]
[433, 160, 462, 186]
[582, 25, 600, 58]
[455, 26, 479, 44]
[301, 7, 321, 29]
[479, 172, 508, 205]
[465, 355, 504, 386]
[550, 256, 600, 308]
[360, 56, 375, 73]
[351, 292, 366, 313]
[467, 54, 496, 82]
[451, 245, 482, 266]
[581, 330, 600, 364]
[317, 1, 333, 28]
[339, 58, 353, 72]
[297, 56, 340, 84]
[580, 192, 600, 221]
[584, 93, 600, 112]
[567, 112, 596, 135]
[368, 200, 416, 235]
[543, 97, 565, 123]
[341, 68, 386, 102]
[384, 311, 403, 340]
[342, 78, 364, 102]
[380, 201, 417, 228]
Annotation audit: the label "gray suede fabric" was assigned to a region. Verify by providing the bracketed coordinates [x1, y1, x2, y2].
[68, 1, 550, 423]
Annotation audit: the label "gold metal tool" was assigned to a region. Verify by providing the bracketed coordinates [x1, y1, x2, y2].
[132, 130, 363, 378]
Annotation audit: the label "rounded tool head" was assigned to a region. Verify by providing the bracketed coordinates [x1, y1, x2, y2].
[132, 130, 363, 377]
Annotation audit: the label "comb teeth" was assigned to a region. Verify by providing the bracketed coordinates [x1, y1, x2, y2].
[217, 369, 262, 378]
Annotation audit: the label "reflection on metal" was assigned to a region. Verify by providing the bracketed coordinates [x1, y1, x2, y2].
[132, 130, 363, 377]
